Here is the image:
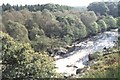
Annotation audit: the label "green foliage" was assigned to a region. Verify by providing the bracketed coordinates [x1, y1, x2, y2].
[97, 19, 107, 32]
[2, 11, 15, 25]
[25, 19, 37, 30]
[117, 17, 120, 26]
[87, 2, 118, 17]
[2, 3, 12, 11]
[1, 31, 58, 78]
[2, 3, 73, 12]
[64, 35, 72, 44]
[0, 12, 5, 32]
[29, 28, 45, 40]
[118, 1, 120, 17]
[65, 15, 88, 38]
[89, 22, 99, 35]
[78, 21, 88, 38]
[103, 16, 117, 29]
[1, 3, 119, 79]
[43, 20, 62, 38]
[20, 9, 33, 22]
[106, 2, 118, 17]
[1, 3, 118, 53]
[10, 10, 24, 24]
[81, 11, 97, 27]
[87, 2, 109, 15]
[31, 36, 52, 51]
[5, 20, 30, 42]
[81, 52, 119, 78]
[0, 22, 6, 32]
[81, 11, 98, 35]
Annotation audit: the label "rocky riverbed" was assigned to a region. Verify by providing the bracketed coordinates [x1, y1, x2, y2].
[54, 29, 119, 77]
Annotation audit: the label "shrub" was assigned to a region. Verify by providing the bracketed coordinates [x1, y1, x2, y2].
[1, 31, 58, 78]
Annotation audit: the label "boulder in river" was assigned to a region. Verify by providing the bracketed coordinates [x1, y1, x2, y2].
[76, 67, 86, 74]
[66, 65, 72, 67]
[54, 47, 67, 56]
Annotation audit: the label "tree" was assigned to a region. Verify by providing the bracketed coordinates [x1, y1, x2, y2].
[25, 19, 37, 30]
[103, 16, 117, 29]
[2, 3, 12, 11]
[81, 11, 97, 27]
[2, 11, 15, 25]
[106, 2, 118, 17]
[79, 22, 88, 38]
[2, 3, 6, 11]
[41, 3, 56, 12]
[32, 11, 42, 27]
[118, 1, 120, 16]
[20, 9, 33, 23]
[0, 23, 6, 32]
[97, 19, 107, 32]
[117, 17, 120, 26]
[6, 20, 30, 42]
[0, 15, 5, 31]
[0, 15, 6, 32]
[81, 11, 97, 35]
[43, 20, 62, 38]
[64, 34, 72, 44]
[87, 2, 109, 15]
[29, 28, 45, 40]
[11, 10, 24, 24]
[41, 10, 62, 38]
[89, 22, 99, 35]
[1, 31, 58, 78]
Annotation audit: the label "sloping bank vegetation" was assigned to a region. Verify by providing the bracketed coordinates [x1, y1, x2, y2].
[0, 2, 120, 78]
[79, 46, 120, 78]
[79, 2, 120, 78]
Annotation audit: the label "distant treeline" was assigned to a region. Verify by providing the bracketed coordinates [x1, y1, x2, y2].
[1, 2, 119, 17]
[2, 3, 74, 12]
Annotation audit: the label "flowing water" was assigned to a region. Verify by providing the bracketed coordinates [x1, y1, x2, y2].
[54, 29, 119, 76]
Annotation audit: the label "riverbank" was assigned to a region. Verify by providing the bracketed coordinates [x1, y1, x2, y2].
[54, 29, 119, 77]
[79, 48, 119, 78]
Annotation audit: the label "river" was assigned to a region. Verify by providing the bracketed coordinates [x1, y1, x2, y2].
[54, 29, 119, 76]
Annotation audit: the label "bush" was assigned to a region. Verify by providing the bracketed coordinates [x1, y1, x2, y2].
[1, 31, 58, 78]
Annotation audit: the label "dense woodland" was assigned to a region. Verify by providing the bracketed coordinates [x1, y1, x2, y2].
[0, 2, 120, 79]
[1, 2, 118, 51]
